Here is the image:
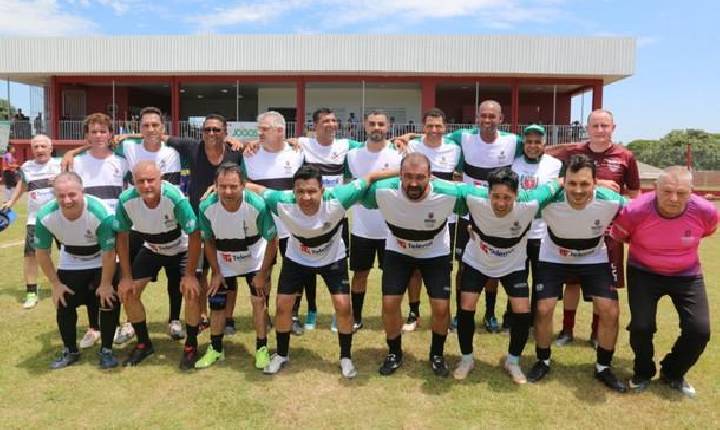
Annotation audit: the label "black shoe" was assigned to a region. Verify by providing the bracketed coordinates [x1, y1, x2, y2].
[179, 346, 200, 370]
[595, 368, 627, 393]
[627, 375, 651, 393]
[290, 318, 304, 336]
[527, 360, 550, 382]
[352, 321, 364, 333]
[484, 315, 500, 333]
[660, 370, 697, 397]
[378, 353, 403, 376]
[50, 348, 81, 369]
[98, 347, 119, 369]
[122, 343, 155, 367]
[430, 355, 449, 378]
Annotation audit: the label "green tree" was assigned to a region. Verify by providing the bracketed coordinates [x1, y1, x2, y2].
[628, 129, 720, 170]
[0, 99, 16, 120]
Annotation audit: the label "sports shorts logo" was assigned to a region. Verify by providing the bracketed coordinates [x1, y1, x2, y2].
[535, 283, 544, 292]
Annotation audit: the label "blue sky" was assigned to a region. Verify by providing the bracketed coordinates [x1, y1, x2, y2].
[1, 0, 718, 142]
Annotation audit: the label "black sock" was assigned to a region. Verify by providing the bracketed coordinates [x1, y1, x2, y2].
[409, 301, 420, 316]
[211, 334, 224, 353]
[27, 283, 38, 294]
[185, 324, 199, 349]
[57, 305, 78, 353]
[457, 309, 476, 355]
[276, 331, 290, 357]
[536, 346, 551, 362]
[508, 312, 531, 357]
[87, 296, 100, 330]
[305, 279, 317, 312]
[351, 292, 365, 323]
[256, 337, 267, 350]
[338, 332, 352, 359]
[597, 347, 614, 367]
[387, 335, 402, 357]
[99, 306, 119, 350]
[485, 289, 497, 318]
[430, 331, 447, 357]
[167, 281, 182, 322]
[292, 294, 302, 316]
[225, 317, 235, 328]
[132, 321, 152, 346]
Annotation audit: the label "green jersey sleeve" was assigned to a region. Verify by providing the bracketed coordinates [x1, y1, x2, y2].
[246, 190, 277, 241]
[114, 200, 133, 233]
[331, 178, 368, 209]
[174, 198, 198, 234]
[198, 194, 217, 241]
[97, 215, 116, 251]
[262, 189, 295, 216]
[33, 203, 57, 250]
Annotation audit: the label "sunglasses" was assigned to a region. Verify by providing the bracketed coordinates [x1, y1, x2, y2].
[203, 127, 223, 133]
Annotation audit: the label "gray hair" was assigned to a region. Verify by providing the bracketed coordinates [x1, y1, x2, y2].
[54, 171, 83, 188]
[257, 111, 286, 129]
[657, 165, 693, 187]
[478, 100, 502, 114]
[31, 134, 52, 148]
[587, 109, 615, 125]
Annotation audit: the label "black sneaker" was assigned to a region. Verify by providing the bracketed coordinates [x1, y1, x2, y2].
[430, 355, 449, 378]
[291, 318, 304, 336]
[527, 360, 550, 382]
[378, 353, 403, 376]
[660, 370, 696, 397]
[484, 315, 500, 333]
[595, 368, 627, 393]
[50, 348, 81, 369]
[179, 346, 200, 370]
[352, 321, 364, 333]
[627, 375, 651, 393]
[122, 343, 155, 367]
[98, 347, 119, 369]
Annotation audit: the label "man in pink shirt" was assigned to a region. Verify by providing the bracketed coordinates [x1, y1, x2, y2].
[611, 166, 717, 397]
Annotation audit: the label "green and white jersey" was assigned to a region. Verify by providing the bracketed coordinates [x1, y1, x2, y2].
[73, 151, 129, 214]
[298, 137, 363, 188]
[446, 128, 522, 187]
[199, 191, 277, 277]
[460, 181, 560, 277]
[363, 178, 464, 259]
[34, 195, 115, 270]
[115, 138, 182, 186]
[407, 137, 462, 223]
[511, 154, 562, 239]
[114, 181, 198, 256]
[540, 188, 627, 264]
[18, 158, 62, 225]
[264, 179, 368, 267]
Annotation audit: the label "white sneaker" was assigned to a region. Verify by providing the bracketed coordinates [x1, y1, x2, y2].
[504, 359, 527, 384]
[168, 320, 185, 340]
[453, 355, 475, 380]
[340, 358, 357, 379]
[22, 292, 39, 309]
[263, 354, 289, 375]
[113, 322, 135, 345]
[79, 328, 101, 349]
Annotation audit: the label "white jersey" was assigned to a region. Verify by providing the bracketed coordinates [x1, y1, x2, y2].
[117, 138, 181, 185]
[199, 191, 277, 277]
[446, 128, 520, 187]
[511, 154, 562, 239]
[298, 137, 361, 188]
[241, 143, 304, 239]
[540, 188, 626, 264]
[73, 151, 129, 215]
[19, 158, 62, 225]
[408, 137, 462, 223]
[365, 178, 462, 258]
[461, 182, 560, 277]
[346, 142, 402, 239]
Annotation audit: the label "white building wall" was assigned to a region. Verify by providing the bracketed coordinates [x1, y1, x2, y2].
[305, 87, 421, 125]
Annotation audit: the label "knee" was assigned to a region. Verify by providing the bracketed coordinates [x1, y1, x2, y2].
[683, 321, 711, 344]
[536, 300, 555, 318]
[597, 301, 619, 321]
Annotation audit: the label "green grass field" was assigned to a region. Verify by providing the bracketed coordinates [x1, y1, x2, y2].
[0, 197, 718, 429]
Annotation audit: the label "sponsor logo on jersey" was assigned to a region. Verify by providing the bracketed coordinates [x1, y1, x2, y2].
[479, 241, 513, 257]
[396, 238, 433, 250]
[559, 247, 594, 258]
[521, 175, 538, 190]
[299, 241, 331, 256]
[590, 219, 603, 235]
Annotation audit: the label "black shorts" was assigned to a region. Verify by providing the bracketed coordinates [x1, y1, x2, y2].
[2, 170, 17, 188]
[132, 248, 187, 282]
[460, 263, 529, 298]
[224, 272, 259, 296]
[57, 268, 102, 308]
[349, 234, 385, 271]
[340, 217, 350, 249]
[535, 261, 618, 301]
[382, 251, 451, 299]
[24, 224, 36, 256]
[278, 257, 349, 296]
[455, 218, 469, 261]
[272, 237, 289, 265]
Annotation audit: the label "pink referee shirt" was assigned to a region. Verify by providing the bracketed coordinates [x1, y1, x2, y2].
[611, 192, 718, 276]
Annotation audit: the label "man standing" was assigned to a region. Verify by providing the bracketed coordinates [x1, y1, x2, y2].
[2, 135, 62, 309]
[114, 161, 202, 368]
[2, 143, 19, 202]
[612, 167, 717, 397]
[34, 172, 119, 368]
[528, 155, 627, 392]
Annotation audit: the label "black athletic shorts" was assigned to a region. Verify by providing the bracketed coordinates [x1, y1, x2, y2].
[57, 268, 102, 308]
[349, 234, 385, 271]
[224, 272, 259, 296]
[535, 261, 618, 301]
[278, 257, 349, 296]
[132, 248, 187, 282]
[382, 251, 451, 299]
[460, 263, 529, 298]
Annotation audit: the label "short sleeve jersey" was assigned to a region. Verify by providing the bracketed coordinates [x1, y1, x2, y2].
[18, 158, 62, 225]
[611, 192, 718, 276]
[34, 195, 115, 270]
[408, 137, 463, 223]
[298, 138, 363, 188]
[264, 179, 368, 267]
[461, 181, 560, 277]
[73, 152, 129, 215]
[346, 143, 403, 239]
[446, 128, 523, 186]
[540, 188, 626, 264]
[511, 154, 562, 239]
[547, 142, 640, 193]
[199, 190, 276, 277]
[116, 138, 182, 186]
[114, 181, 198, 256]
[364, 178, 464, 259]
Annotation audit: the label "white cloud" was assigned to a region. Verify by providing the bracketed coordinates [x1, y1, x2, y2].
[0, 0, 99, 36]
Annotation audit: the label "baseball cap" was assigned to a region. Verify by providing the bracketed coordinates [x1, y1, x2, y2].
[523, 124, 546, 136]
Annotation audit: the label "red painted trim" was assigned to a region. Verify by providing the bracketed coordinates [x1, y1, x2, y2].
[295, 78, 306, 137]
[51, 76, 62, 139]
[171, 77, 180, 135]
[511, 81, 520, 133]
[592, 81, 603, 110]
[420, 78, 437, 114]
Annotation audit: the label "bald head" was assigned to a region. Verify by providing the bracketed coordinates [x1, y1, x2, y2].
[133, 160, 161, 178]
[401, 153, 431, 201]
[476, 100, 503, 135]
[133, 160, 162, 203]
[479, 100, 502, 114]
[401, 152, 431, 174]
[656, 166, 693, 218]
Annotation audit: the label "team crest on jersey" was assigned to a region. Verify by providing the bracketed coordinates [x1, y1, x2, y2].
[84, 229, 95, 241]
[424, 212, 436, 227]
[521, 175, 538, 190]
[590, 219, 603, 235]
[498, 150, 507, 162]
[331, 151, 339, 160]
[164, 214, 174, 228]
[510, 221, 521, 236]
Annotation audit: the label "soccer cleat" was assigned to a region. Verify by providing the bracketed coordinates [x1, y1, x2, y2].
[224, 319, 237, 336]
[340, 358, 358, 379]
[504, 359, 527, 384]
[114, 322, 135, 345]
[304, 310, 317, 330]
[168, 320, 186, 340]
[263, 354, 289, 375]
[50, 348, 80, 369]
[402, 312, 419, 332]
[527, 360, 550, 383]
[22, 292, 38, 309]
[660, 371, 697, 398]
[352, 321, 364, 333]
[194, 346, 225, 369]
[79, 328, 101, 349]
[255, 346, 271, 369]
[555, 330, 574, 347]
[378, 353, 403, 376]
[330, 314, 338, 332]
[291, 317, 304, 336]
[98, 347, 119, 369]
[179, 346, 200, 370]
[484, 315, 500, 333]
[122, 343, 155, 367]
[453, 355, 475, 380]
[430, 355, 450, 378]
[628, 375, 651, 392]
[595, 368, 627, 393]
